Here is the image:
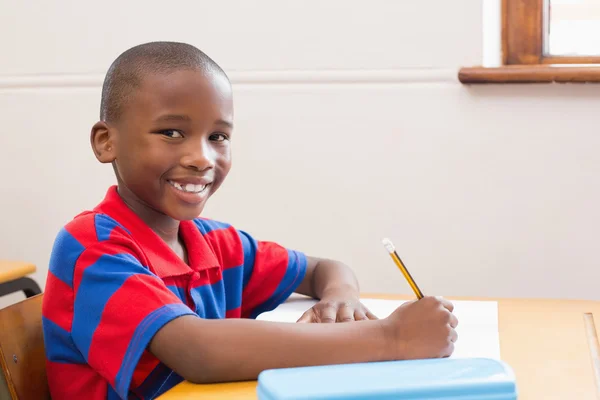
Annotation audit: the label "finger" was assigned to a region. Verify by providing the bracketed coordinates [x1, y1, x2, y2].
[296, 309, 316, 323]
[400, 299, 416, 308]
[444, 342, 455, 358]
[318, 304, 337, 323]
[449, 328, 458, 343]
[336, 304, 355, 322]
[353, 309, 367, 321]
[437, 296, 454, 312]
[365, 309, 378, 320]
[450, 329, 458, 343]
[449, 313, 459, 328]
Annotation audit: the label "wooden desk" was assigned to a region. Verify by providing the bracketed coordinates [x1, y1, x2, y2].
[158, 295, 600, 399]
[0, 260, 41, 299]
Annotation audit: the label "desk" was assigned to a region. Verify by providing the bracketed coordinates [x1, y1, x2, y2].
[158, 294, 600, 399]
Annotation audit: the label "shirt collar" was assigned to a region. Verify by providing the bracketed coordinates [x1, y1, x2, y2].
[93, 185, 219, 278]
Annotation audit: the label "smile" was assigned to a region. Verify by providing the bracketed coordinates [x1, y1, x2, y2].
[167, 180, 209, 194]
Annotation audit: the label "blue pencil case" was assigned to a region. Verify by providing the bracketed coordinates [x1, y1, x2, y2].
[256, 357, 517, 400]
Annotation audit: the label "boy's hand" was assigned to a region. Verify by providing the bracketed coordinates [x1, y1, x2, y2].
[382, 296, 459, 359]
[297, 289, 377, 323]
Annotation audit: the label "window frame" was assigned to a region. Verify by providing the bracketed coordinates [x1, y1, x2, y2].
[459, 0, 600, 83]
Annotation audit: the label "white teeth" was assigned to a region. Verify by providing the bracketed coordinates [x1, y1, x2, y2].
[168, 180, 207, 194]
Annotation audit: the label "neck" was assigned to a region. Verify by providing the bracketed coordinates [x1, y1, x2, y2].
[116, 183, 180, 245]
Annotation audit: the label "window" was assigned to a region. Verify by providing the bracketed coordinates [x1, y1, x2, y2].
[460, 0, 600, 83]
[547, 0, 600, 59]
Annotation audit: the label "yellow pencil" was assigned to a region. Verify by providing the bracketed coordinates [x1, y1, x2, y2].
[382, 238, 424, 299]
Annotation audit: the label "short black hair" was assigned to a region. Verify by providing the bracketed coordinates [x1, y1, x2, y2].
[100, 41, 227, 122]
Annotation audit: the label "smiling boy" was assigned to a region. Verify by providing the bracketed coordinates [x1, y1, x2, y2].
[41, 42, 458, 399]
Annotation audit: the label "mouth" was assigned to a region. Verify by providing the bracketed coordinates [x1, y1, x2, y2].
[167, 180, 210, 195]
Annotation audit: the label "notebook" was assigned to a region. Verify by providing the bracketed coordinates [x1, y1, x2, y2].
[257, 297, 501, 360]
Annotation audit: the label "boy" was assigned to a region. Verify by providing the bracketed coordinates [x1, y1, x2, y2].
[42, 42, 458, 399]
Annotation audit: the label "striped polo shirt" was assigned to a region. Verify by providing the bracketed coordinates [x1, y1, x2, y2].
[42, 185, 307, 399]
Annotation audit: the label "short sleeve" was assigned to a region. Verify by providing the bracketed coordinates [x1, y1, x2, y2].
[237, 230, 307, 319]
[70, 239, 195, 399]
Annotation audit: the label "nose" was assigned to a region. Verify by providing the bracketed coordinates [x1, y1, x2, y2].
[180, 137, 216, 172]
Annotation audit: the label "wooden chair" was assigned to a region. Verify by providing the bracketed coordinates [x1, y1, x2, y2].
[0, 294, 50, 399]
[0, 261, 42, 299]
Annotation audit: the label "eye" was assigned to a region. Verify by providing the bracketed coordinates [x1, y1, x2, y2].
[209, 133, 229, 142]
[159, 129, 183, 138]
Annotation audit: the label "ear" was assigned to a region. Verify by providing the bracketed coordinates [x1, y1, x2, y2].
[90, 121, 117, 163]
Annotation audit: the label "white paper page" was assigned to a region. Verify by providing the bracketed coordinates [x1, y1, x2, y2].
[257, 297, 501, 360]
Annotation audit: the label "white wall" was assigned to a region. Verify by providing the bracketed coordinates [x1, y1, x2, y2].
[2, 0, 599, 308]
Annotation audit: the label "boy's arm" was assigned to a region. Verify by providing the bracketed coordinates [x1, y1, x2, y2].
[59, 220, 457, 388]
[149, 295, 458, 384]
[294, 256, 377, 323]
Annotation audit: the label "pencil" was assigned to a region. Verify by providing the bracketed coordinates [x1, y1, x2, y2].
[382, 238, 424, 299]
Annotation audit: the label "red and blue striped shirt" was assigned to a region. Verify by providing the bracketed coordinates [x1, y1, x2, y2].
[42, 186, 307, 399]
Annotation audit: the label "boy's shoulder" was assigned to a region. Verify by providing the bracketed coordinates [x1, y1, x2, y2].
[48, 210, 136, 285]
[55, 209, 131, 249]
[191, 217, 251, 255]
[191, 216, 233, 235]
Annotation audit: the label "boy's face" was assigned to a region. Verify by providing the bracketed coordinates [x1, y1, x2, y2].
[95, 68, 234, 221]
